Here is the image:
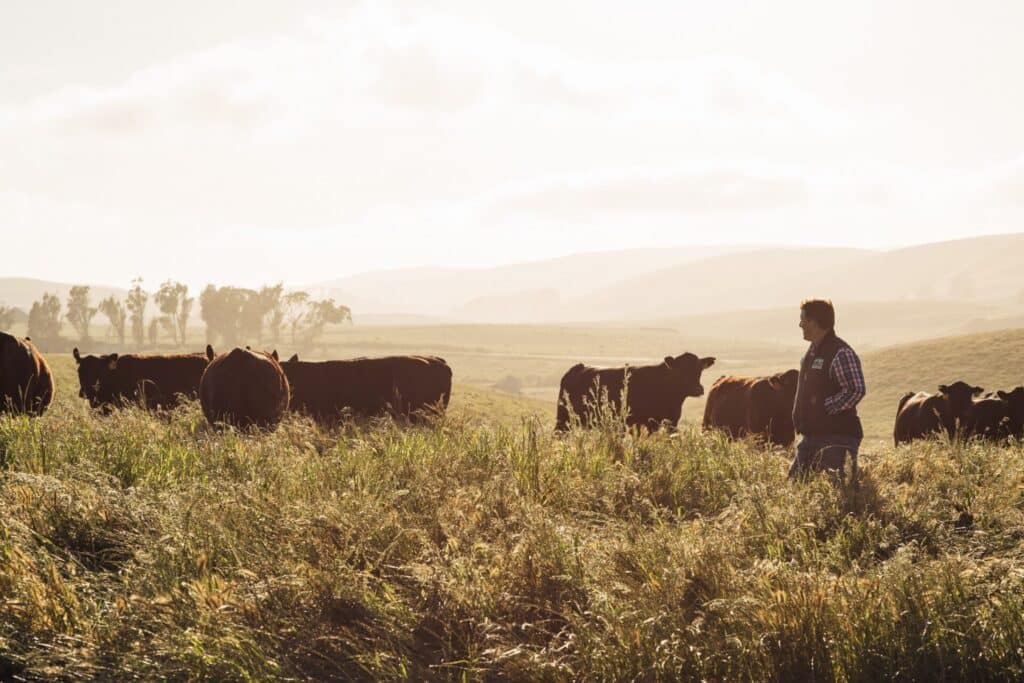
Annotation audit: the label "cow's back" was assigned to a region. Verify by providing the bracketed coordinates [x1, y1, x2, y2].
[284, 355, 451, 423]
[116, 354, 209, 408]
[894, 392, 945, 445]
[200, 348, 289, 429]
[0, 333, 54, 415]
[703, 376, 751, 438]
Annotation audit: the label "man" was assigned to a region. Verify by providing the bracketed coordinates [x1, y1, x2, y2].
[789, 299, 865, 483]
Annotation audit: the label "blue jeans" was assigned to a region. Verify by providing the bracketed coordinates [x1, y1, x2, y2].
[788, 434, 861, 483]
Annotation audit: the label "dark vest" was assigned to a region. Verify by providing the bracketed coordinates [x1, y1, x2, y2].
[792, 331, 863, 438]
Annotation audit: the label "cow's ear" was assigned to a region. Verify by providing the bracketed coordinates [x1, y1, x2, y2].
[245, 345, 252, 350]
[663, 356, 673, 366]
[938, 384, 949, 393]
[206, 344, 215, 360]
[73, 348, 81, 363]
[288, 354, 299, 362]
[700, 356, 716, 369]
[768, 376, 781, 389]
[973, 385, 985, 396]
[108, 353, 118, 370]
[997, 390, 1009, 399]
[272, 350, 279, 361]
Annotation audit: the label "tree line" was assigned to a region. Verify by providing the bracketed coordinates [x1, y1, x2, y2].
[1, 279, 351, 351]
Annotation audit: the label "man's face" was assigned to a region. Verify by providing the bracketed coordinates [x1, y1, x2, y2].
[799, 310, 824, 342]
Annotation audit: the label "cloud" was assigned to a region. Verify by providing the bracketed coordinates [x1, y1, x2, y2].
[483, 167, 809, 220]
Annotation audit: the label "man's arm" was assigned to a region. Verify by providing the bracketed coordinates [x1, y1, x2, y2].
[825, 347, 866, 414]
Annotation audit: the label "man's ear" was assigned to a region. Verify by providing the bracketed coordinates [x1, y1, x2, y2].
[73, 348, 81, 364]
[108, 353, 119, 370]
[700, 356, 716, 369]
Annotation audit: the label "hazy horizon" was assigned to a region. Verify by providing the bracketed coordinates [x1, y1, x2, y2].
[3, 1, 1024, 289]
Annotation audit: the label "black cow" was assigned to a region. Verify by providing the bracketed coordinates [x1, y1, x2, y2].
[556, 353, 715, 432]
[894, 381, 984, 445]
[278, 353, 452, 424]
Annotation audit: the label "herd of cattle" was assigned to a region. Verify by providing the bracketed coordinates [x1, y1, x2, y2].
[2, 330, 1023, 446]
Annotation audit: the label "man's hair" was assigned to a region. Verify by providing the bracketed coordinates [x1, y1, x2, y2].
[800, 298, 835, 330]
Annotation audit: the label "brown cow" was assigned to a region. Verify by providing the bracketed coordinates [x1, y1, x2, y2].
[999, 387, 1024, 439]
[967, 387, 1024, 441]
[73, 346, 211, 412]
[702, 369, 799, 446]
[0, 332, 54, 416]
[893, 381, 984, 445]
[278, 353, 451, 424]
[555, 353, 715, 432]
[199, 347, 289, 429]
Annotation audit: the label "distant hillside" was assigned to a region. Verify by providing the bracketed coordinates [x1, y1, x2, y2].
[565, 233, 1024, 322]
[858, 327, 1024, 441]
[0, 278, 128, 314]
[659, 299, 1024, 350]
[567, 247, 872, 321]
[307, 245, 753, 319]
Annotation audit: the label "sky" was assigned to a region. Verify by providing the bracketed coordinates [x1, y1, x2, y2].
[2, 0, 1023, 290]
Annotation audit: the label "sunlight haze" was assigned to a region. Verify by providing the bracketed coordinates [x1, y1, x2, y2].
[2, 0, 1023, 289]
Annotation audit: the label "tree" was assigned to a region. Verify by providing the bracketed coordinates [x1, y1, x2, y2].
[286, 296, 351, 347]
[27, 293, 62, 343]
[154, 280, 192, 346]
[66, 285, 99, 342]
[201, 285, 248, 347]
[0, 306, 15, 331]
[127, 278, 148, 348]
[260, 284, 285, 346]
[147, 318, 160, 346]
[282, 291, 310, 345]
[98, 296, 127, 345]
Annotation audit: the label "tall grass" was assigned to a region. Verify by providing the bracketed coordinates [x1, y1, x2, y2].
[2, 392, 1024, 680]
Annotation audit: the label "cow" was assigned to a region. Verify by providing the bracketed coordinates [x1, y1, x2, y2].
[893, 381, 984, 445]
[998, 386, 1024, 439]
[199, 347, 289, 429]
[967, 387, 1024, 441]
[0, 332, 54, 416]
[702, 369, 799, 446]
[555, 353, 715, 432]
[73, 346, 211, 412]
[277, 352, 452, 424]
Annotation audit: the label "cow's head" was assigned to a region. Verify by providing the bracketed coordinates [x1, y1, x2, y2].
[939, 381, 985, 415]
[997, 386, 1024, 436]
[663, 353, 716, 397]
[73, 348, 120, 410]
[770, 369, 800, 391]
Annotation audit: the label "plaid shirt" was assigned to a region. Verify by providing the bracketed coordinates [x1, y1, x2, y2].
[822, 345, 866, 414]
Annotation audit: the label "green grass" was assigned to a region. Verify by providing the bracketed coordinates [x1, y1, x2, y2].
[3, 354, 1024, 680]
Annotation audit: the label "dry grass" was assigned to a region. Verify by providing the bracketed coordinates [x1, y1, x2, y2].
[2, 371, 1024, 681]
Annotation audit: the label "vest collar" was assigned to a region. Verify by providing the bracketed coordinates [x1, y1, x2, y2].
[810, 329, 837, 353]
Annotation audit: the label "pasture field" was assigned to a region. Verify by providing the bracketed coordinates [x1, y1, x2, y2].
[2, 344, 1024, 680]
[34, 323, 1024, 442]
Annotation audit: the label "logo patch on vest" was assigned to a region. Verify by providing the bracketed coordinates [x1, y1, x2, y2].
[811, 358, 825, 370]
